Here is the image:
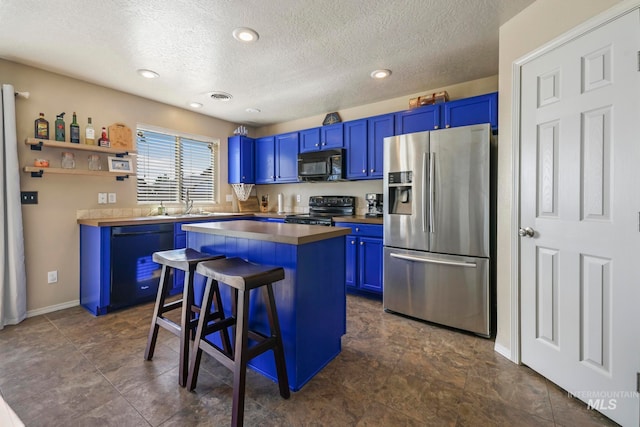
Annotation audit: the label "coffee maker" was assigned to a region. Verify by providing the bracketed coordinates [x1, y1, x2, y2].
[365, 193, 383, 217]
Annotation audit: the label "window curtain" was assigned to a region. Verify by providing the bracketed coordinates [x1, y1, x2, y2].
[0, 84, 26, 329]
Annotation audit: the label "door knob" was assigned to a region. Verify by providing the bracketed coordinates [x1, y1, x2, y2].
[518, 227, 535, 238]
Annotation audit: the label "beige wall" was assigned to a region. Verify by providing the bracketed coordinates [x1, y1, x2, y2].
[495, 0, 620, 355]
[0, 59, 241, 315]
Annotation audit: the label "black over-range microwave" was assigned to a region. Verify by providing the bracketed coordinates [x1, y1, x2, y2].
[297, 149, 345, 182]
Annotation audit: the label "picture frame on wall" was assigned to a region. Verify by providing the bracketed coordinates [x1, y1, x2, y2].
[107, 156, 133, 173]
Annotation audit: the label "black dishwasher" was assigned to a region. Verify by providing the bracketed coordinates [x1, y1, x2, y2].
[110, 223, 174, 310]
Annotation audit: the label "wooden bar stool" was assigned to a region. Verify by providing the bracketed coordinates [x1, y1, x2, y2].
[187, 257, 290, 427]
[144, 248, 228, 387]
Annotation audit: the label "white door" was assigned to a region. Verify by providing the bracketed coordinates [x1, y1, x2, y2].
[520, 9, 640, 427]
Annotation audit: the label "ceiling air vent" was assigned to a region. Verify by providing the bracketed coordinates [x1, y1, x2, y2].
[209, 91, 233, 101]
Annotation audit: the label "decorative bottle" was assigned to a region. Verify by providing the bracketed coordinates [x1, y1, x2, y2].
[34, 113, 49, 139]
[85, 117, 95, 145]
[97, 127, 110, 148]
[54, 112, 66, 142]
[70, 112, 80, 143]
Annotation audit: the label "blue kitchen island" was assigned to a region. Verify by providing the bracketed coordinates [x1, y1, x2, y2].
[182, 220, 349, 391]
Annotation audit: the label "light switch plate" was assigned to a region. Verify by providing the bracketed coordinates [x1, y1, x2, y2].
[98, 193, 107, 204]
[226, 194, 233, 202]
[108, 193, 116, 204]
[47, 270, 58, 284]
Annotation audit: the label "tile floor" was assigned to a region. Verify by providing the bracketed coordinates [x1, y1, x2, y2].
[0, 295, 618, 426]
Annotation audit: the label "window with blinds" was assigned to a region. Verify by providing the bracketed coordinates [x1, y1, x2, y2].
[136, 128, 217, 203]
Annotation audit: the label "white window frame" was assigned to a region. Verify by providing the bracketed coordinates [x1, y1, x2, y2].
[135, 123, 220, 205]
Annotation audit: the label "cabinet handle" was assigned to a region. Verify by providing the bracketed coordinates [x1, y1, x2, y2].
[362, 169, 366, 173]
[360, 241, 364, 245]
[445, 124, 450, 128]
[315, 143, 319, 147]
[434, 125, 439, 129]
[355, 227, 359, 232]
[351, 240, 355, 245]
[370, 169, 374, 173]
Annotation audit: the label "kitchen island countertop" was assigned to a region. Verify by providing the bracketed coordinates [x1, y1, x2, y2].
[182, 220, 350, 245]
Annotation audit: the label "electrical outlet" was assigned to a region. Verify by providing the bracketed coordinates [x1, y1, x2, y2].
[296, 194, 301, 203]
[47, 270, 58, 284]
[108, 193, 116, 204]
[21, 191, 38, 204]
[226, 194, 233, 202]
[98, 192, 107, 204]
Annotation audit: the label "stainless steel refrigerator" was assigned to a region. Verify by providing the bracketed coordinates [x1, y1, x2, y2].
[383, 123, 495, 337]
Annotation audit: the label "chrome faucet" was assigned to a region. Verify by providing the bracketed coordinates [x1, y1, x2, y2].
[184, 190, 193, 214]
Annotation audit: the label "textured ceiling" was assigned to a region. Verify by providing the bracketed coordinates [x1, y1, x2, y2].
[0, 0, 534, 126]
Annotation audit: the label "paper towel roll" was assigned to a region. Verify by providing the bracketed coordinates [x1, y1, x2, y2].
[277, 193, 284, 213]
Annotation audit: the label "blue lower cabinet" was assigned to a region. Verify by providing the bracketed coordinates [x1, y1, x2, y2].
[336, 222, 383, 297]
[358, 236, 383, 293]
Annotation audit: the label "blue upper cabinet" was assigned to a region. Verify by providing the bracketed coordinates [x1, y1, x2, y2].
[344, 119, 368, 179]
[320, 123, 344, 149]
[345, 114, 393, 180]
[395, 104, 441, 134]
[299, 123, 343, 152]
[255, 136, 276, 184]
[443, 92, 498, 130]
[367, 113, 394, 178]
[275, 132, 299, 183]
[227, 135, 255, 184]
[299, 127, 320, 153]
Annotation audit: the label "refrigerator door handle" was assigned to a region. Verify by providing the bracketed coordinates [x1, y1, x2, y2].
[389, 252, 477, 268]
[422, 152, 428, 232]
[429, 152, 435, 233]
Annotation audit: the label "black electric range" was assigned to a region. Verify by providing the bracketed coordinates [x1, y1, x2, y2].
[284, 196, 355, 226]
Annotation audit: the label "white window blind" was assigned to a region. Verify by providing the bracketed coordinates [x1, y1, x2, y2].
[136, 129, 216, 203]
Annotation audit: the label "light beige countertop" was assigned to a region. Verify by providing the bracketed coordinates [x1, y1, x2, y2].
[182, 220, 350, 245]
[77, 212, 383, 227]
[77, 213, 253, 227]
[333, 215, 383, 225]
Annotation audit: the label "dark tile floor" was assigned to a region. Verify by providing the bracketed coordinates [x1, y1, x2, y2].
[0, 295, 618, 426]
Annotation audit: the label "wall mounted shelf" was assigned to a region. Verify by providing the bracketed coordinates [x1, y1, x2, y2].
[25, 138, 133, 156]
[23, 166, 130, 180]
[23, 138, 133, 180]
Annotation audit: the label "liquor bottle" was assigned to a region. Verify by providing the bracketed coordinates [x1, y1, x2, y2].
[34, 113, 49, 139]
[54, 112, 66, 142]
[70, 112, 80, 143]
[97, 127, 110, 148]
[85, 117, 95, 145]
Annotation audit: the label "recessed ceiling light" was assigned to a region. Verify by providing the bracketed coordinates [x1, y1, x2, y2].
[370, 69, 391, 79]
[188, 102, 203, 108]
[232, 27, 259, 43]
[245, 107, 261, 113]
[137, 69, 159, 79]
[209, 91, 233, 101]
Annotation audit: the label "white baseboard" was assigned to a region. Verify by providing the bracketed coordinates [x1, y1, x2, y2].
[494, 342, 517, 363]
[27, 300, 79, 318]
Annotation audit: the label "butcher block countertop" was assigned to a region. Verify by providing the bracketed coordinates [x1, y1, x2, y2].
[182, 220, 350, 245]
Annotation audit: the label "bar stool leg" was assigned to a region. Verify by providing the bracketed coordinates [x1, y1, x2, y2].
[231, 289, 250, 427]
[264, 284, 290, 398]
[187, 277, 213, 391]
[144, 264, 172, 361]
[178, 268, 195, 387]
[212, 282, 233, 356]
